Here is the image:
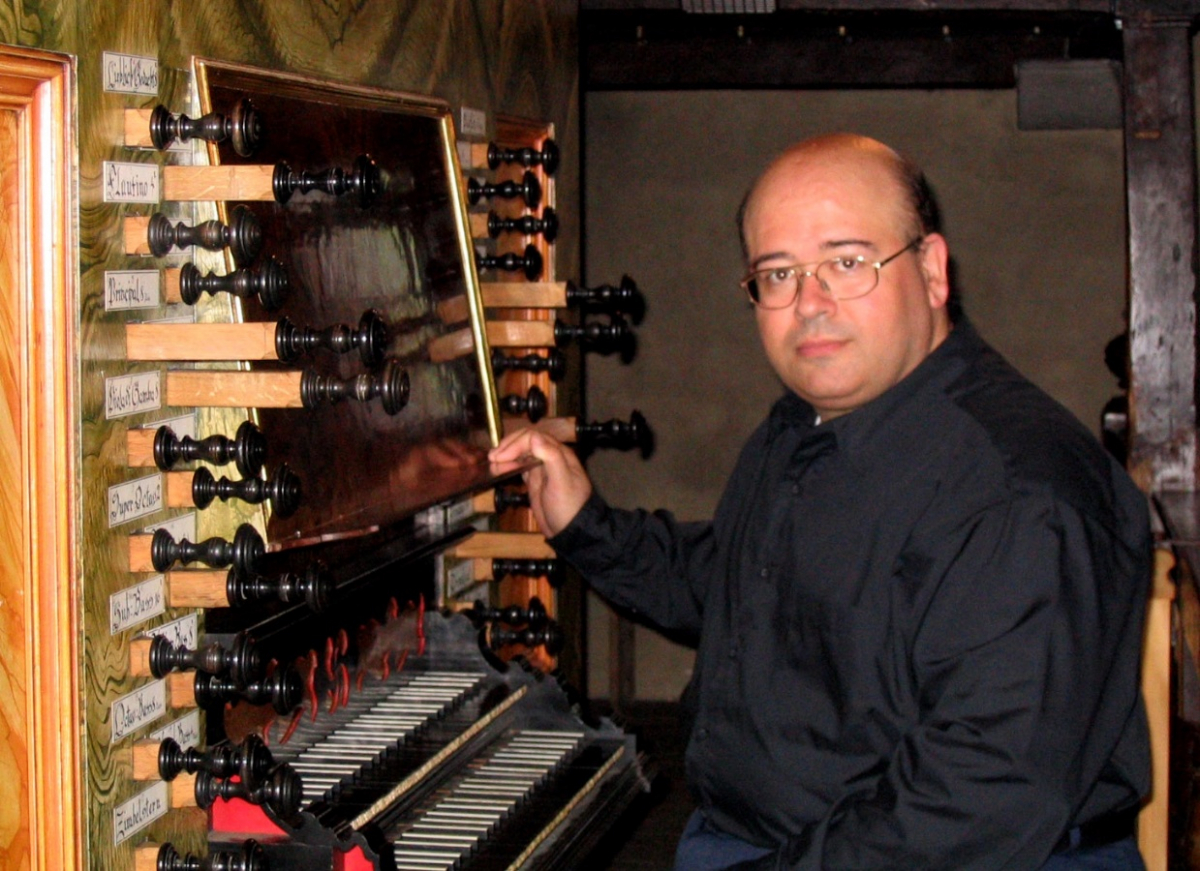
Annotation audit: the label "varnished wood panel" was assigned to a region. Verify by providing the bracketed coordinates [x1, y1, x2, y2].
[0, 84, 28, 871]
[0, 45, 78, 871]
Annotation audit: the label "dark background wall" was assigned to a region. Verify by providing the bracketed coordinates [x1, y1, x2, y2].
[583, 87, 1128, 700]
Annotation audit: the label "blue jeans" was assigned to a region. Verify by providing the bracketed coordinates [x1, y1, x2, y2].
[1040, 837, 1145, 870]
[673, 809, 1146, 870]
[674, 809, 772, 870]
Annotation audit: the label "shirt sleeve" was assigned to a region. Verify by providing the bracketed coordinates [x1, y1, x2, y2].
[549, 490, 716, 640]
[768, 492, 1151, 870]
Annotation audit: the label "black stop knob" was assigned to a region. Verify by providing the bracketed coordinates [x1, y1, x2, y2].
[487, 139, 560, 175]
[179, 257, 288, 311]
[467, 170, 541, 209]
[300, 357, 410, 416]
[153, 420, 267, 478]
[148, 630, 263, 685]
[490, 349, 566, 382]
[150, 523, 263, 577]
[147, 204, 262, 267]
[190, 463, 302, 518]
[155, 839, 267, 871]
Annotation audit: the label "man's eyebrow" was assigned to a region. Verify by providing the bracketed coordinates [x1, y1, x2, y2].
[749, 239, 877, 271]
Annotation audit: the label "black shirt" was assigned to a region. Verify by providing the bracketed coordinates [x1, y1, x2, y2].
[551, 319, 1151, 869]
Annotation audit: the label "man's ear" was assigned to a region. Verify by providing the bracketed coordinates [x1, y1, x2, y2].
[918, 233, 951, 310]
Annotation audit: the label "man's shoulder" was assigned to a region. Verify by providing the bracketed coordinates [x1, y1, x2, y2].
[936, 338, 1137, 520]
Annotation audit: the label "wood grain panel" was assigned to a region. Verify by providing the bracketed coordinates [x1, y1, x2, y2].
[0, 85, 28, 871]
[0, 44, 78, 871]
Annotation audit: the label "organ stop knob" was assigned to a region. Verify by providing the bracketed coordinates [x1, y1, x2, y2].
[149, 98, 263, 157]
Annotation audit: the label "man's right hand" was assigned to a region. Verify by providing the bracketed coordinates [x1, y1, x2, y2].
[489, 427, 594, 538]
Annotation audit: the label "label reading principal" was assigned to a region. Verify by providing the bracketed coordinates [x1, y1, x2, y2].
[104, 269, 160, 311]
[112, 781, 168, 845]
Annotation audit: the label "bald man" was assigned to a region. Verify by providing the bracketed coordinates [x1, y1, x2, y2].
[492, 135, 1150, 870]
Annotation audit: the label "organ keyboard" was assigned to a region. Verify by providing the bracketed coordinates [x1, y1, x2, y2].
[207, 610, 646, 870]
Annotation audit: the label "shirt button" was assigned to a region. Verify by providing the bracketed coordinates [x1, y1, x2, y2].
[791, 483, 801, 495]
[729, 645, 738, 660]
[759, 567, 769, 578]
[696, 728, 709, 740]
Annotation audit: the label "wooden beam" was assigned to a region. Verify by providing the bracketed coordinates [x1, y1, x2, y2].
[582, 0, 1200, 12]
[1123, 21, 1198, 490]
[582, 9, 1123, 88]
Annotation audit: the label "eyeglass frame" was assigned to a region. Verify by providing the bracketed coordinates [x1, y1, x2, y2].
[739, 236, 926, 309]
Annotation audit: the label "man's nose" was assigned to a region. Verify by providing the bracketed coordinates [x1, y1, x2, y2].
[794, 269, 836, 319]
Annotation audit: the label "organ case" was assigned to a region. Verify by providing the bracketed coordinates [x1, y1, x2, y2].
[90, 57, 646, 869]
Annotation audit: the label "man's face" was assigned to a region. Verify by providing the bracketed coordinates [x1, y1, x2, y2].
[742, 147, 951, 420]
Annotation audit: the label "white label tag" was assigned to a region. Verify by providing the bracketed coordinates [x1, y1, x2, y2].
[102, 161, 160, 204]
[105, 370, 161, 419]
[445, 560, 478, 599]
[112, 781, 168, 845]
[459, 106, 486, 138]
[107, 472, 163, 528]
[109, 575, 166, 635]
[445, 497, 476, 527]
[150, 710, 201, 748]
[148, 613, 198, 651]
[111, 678, 168, 743]
[105, 270, 160, 311]
[143, 512, 196, 542]
[137, 412, 196, 442]
[102, 52, 159, 96]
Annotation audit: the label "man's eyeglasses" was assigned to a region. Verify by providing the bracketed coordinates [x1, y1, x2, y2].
[739, 238, 925, 309]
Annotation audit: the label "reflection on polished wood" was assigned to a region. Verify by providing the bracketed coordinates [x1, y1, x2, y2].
[427, 320, 557, 362]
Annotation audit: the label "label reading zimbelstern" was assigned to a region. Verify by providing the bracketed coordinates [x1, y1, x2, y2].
[102, 161, 160, 204]
[113, 781, 168, 845]
[106, 370, 161, 419]
[108, 472, 163, 528]
[104, 270, 160, 311]
[109, 574, 165, 635]
[110, 678, 167, 743]
[101, 51, 159, 96]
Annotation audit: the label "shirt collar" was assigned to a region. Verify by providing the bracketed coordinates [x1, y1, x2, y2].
[767, 316, 983, 449]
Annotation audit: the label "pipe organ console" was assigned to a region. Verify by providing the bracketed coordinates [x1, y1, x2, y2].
[89, 58, 653, 869]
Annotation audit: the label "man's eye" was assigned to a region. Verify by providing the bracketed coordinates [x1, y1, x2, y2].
[829, 257, 865, 274]
[763, 268, 794, 285]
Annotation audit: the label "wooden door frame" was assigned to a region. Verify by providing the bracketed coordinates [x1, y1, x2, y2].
[0, 44, 80, 871]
